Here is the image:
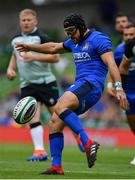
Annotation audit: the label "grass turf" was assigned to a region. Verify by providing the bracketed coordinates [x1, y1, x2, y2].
[0, 144, 135, 179]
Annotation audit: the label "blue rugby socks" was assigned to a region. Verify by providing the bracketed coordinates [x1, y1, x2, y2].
[49, 132, 64, 167]
[59, 109, 93, 147]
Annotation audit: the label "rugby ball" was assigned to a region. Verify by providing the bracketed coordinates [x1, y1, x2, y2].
[13, 96, 37, 124]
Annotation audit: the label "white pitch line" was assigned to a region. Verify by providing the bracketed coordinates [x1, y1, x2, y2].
[65, 170, 92, 174]
[65, 170, 130, 176]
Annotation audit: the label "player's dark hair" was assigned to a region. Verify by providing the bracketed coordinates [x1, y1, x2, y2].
[115, 12, 129, 19]
[124, 23, 135, 29]
[63, 13, 87, 40]
[122, 23, 135, 35]
[115, 12, 134, 28]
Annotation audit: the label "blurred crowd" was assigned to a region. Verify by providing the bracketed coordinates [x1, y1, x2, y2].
[0, 73, 127, 129]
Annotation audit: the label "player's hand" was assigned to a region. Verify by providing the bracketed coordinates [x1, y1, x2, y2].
[15, 42, 30, 52]
[107, 87, 116, 97]
[6, 69, 16, 80]
[20, 52, 35, 62]
[116, 90, 129, 110]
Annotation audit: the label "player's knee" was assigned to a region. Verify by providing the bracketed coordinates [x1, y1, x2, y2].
[48, 117, 64, 134]
[48, 119, 55, 133]
[48, 120, 54, 133]
[55, 103, 67, 116]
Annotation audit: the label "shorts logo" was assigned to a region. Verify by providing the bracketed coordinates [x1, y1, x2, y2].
[49, 98, 55, 105]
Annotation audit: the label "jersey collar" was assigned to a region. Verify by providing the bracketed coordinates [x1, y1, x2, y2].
[78, 28, 94, 44]
[83, 29, 94, 41]
[21, 27, 38, 36]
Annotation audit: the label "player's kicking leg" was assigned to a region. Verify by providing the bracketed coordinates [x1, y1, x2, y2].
[85, 141, 100, 168]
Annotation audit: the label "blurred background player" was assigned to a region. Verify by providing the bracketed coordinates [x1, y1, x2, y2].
[6, 9, 60, 161]
[107, 12, 131, 96]
[107, 24, 135, 165]
[114, 12, 130, 44]
[119, 35, 135, 165]
[115, 24, 135, 67]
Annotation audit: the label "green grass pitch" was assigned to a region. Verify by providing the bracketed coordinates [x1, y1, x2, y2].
[0, 144, 135, 179]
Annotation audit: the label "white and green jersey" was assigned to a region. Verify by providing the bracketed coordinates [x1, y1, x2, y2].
[11, 28, 56, 88]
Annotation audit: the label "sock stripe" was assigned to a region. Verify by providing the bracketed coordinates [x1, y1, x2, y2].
[59, 109, 72, 121]
[29, 121, 41, 129]
[49, 132, 63, 139]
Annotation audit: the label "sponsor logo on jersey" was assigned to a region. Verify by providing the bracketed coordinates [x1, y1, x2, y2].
[82, 43, 89, 51]
[73, 52, 91, 62]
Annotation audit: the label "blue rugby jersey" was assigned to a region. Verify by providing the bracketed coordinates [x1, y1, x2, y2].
[63, 30, 112, 89]
[114, 42, 125, 67]
[114, 42, 135, 93]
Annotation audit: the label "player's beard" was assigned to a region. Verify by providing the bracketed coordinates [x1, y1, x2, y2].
[71, 37, 80, 44]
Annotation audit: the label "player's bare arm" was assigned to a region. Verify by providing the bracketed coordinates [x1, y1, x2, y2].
[101, 51, 121, 82]
[6, 53, 17, 80]
[16, 42, 68, 54]
[101, 51, 129, 110]
[20, 51, 60, 63]
[119, 55, 131, 75]
[107, 73, 116, 97]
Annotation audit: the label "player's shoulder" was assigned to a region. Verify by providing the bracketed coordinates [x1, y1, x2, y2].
[31, 28, 46, 37]
[11, 34, 22, 40]
[88, 30, 112, 49]
[116, 42, 125, 48]
[89, 30, 110, 41]
[63, 38, 75, 51]
[31, 28, 50, 43]
[11, 34, 22, 44]
[115, 42, 125, 51]
[92, 30, 107, 36]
